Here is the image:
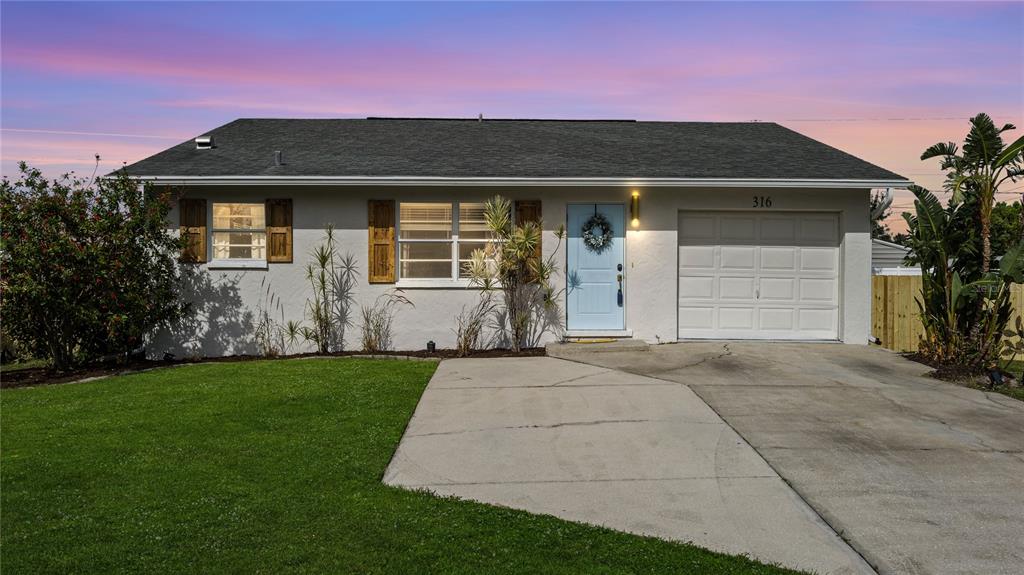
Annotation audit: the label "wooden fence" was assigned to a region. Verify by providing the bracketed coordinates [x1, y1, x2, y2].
[871, 275, 1024, 352]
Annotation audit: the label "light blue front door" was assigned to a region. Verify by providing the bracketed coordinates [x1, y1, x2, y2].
[567, 204, 625, 330]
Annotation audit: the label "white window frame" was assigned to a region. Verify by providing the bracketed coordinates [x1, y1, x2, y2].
[209, 202, 268, 269]
[396, 200, 500, 288]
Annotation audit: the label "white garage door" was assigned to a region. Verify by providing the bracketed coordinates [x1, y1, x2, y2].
[678, 211, 840, 340]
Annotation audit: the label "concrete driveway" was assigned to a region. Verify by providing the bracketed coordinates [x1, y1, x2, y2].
[549, 342, 1024, 575]
[384, 356, 873, 574]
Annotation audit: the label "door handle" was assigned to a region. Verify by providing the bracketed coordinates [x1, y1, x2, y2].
[617, 273, 624, 307]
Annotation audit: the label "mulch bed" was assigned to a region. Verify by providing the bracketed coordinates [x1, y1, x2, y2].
[906, 352, 1020, 389]
[0, 347, 546, 389]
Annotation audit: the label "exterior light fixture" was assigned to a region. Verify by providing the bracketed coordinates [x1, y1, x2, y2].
[630, 190, 640, 228]
[426, 340, 436, 353]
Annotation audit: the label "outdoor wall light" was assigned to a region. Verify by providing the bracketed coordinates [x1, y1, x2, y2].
[630, 190, 640, 228]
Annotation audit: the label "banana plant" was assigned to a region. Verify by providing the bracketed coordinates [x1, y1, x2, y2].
[921, 113, 1024, 274]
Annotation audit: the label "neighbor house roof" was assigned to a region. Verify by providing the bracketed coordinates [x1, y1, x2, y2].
[122, 118, 910, 185]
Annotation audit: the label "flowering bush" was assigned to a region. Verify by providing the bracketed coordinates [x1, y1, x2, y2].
[0, 162, 187, 370]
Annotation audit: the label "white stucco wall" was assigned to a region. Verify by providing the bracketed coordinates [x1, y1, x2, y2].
[151, 185, 872, 358]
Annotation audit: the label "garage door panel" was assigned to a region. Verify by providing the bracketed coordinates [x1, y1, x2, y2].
[679, 245, 716, 269]
[678, 211, 839, 341]
[798, 308, 836, 331]
[719, 308, 755, 329]
[679, 215, 716, 241]
[760, 217, 797, 243]
[680, 276, 714, 299]
[719, 277, 756, 300]
[720, 216, 756, 242]
[800, 248, 838, 272]
[679, 307, 714, 329]
[799, 278, 836, 302]
[801, 217, 839, 243]
[761, 247, 797, 271]
[720, 246, 756, 270]
[760, 277, 796, 301]
[759, 308, 795, 330]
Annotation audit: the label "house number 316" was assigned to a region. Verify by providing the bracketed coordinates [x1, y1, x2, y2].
[752, 195, 773, 208]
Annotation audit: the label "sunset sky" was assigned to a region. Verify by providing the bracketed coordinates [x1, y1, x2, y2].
[2, 1, 1022, 232]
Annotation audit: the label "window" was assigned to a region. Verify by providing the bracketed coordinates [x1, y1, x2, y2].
[399, 203, 453, 279]
[212, 203, 266, 260]
[458, 203, 491, 279]
[398, 201, 500, 281]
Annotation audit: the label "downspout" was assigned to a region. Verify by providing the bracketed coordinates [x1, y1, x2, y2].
[868, 188, 894, 345]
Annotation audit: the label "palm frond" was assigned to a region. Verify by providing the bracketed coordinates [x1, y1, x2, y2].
[963, 112, 1003, 164]
[994, 134, 1024, 168]
[920, 141, 958, 161]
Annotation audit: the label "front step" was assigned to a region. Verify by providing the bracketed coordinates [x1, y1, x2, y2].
[546, 338, 650, 357]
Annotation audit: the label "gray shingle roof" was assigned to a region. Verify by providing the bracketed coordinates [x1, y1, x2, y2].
[122, 118, 907, 181]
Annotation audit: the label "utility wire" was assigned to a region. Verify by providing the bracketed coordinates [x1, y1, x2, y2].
[1, 128, 182, 140]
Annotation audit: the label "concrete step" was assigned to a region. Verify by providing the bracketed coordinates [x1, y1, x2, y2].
[546, 338, 650, 357]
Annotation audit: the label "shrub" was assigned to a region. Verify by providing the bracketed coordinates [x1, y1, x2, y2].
[464, 195, 566, 351]
[0, 163, 187, 370]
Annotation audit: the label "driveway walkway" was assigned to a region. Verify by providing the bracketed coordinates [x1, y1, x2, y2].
[384, 356, 872, 574]
[550, 342, 1024, 575]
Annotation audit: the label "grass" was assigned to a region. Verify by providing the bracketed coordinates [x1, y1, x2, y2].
[1, 358, 800, 574]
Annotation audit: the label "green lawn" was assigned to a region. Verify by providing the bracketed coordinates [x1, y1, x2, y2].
[1, 358, 800, 574]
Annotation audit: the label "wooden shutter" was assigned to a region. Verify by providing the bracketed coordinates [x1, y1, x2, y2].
[515, 200, 543, 264]
[368, 200, 396, 283]
[179, 198, 207, 263]
[265, 199, 293, 263]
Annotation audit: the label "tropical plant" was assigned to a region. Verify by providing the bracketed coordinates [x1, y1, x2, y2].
[946, 198, 1024, 279]
[906, 191, 1024, 370]
[0, 162, 187, 370]
[906, 115, 1024, 372]
[920, 113, 1024, 274]
[360, 290, 412, 353]
[301, 226, 358, 353]
[464, 195, 566, 352]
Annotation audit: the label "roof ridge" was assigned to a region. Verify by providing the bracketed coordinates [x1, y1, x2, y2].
[364, 117, 638, 122]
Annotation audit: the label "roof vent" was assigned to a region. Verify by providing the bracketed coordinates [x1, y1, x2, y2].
[274, 150, 284, 166]
[194, 135, 214, 150]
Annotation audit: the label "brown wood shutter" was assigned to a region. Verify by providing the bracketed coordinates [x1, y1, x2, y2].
[515, 200, 543, 263]
[368, 200, 396, 283]
[265, 199, 293, 263]
[178, 198, 207, 263]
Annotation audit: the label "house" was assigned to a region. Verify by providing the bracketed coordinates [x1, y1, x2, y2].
[871, 238, 920, 275]
[123, 118, 912, 356]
